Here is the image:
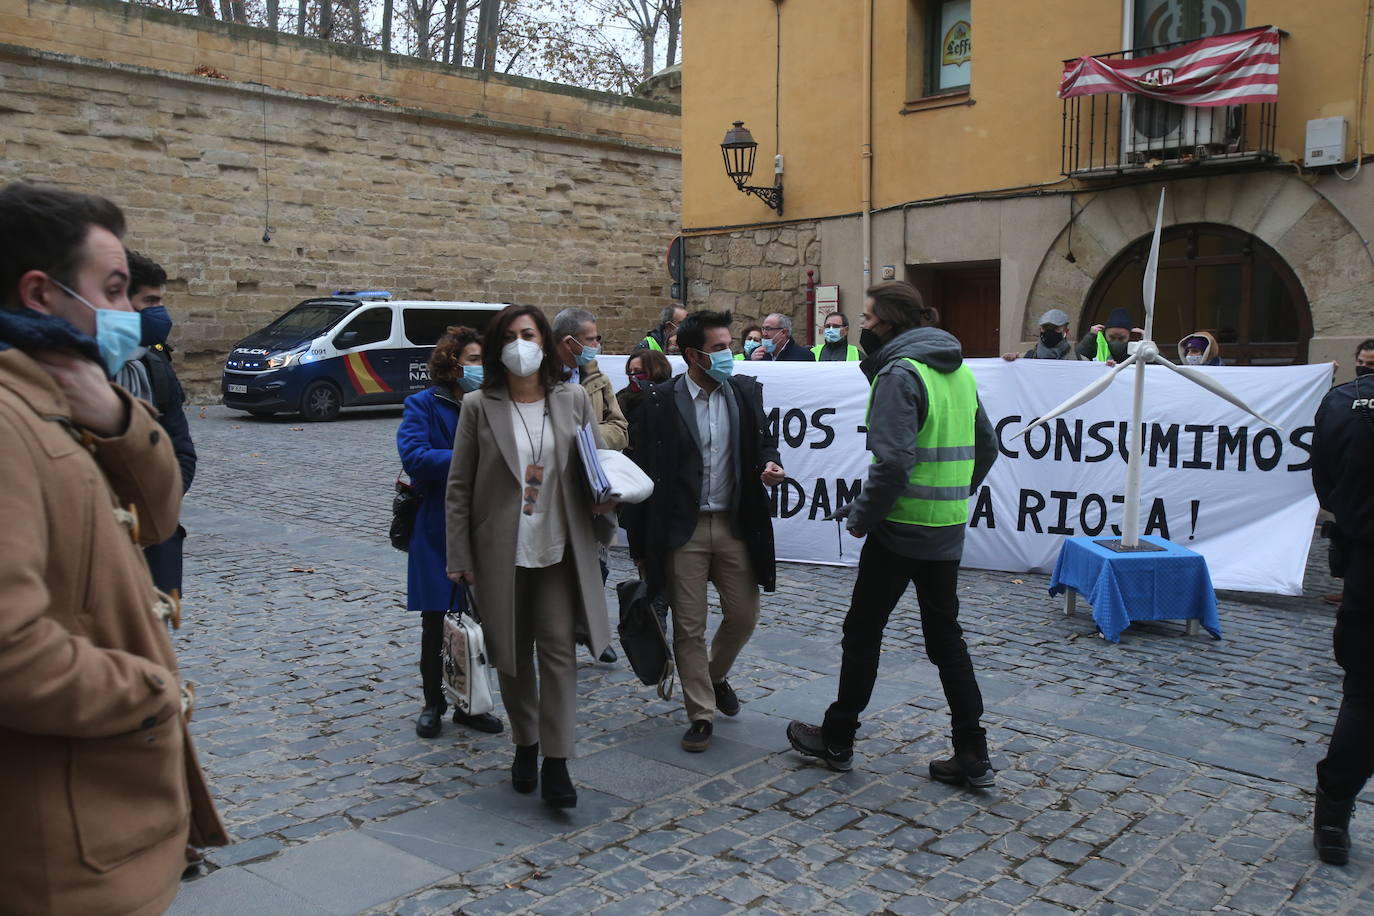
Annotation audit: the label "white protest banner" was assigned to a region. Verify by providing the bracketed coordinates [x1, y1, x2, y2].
[599, 356, 1328, 595]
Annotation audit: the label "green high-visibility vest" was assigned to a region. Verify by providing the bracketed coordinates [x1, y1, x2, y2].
[812, 343, 862, 361]
[642, 335, 664, 353]
[874, 358, 978, 528]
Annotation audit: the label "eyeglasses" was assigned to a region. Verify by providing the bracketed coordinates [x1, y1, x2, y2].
[761, 326, 782, 334]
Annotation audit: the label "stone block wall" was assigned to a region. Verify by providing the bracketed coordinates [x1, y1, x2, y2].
[685, 222, 821, 340]
[0, 4, 682, 398]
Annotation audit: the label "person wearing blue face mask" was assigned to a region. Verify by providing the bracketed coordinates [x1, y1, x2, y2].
[122, 250, 197, 600]
[0, 183, 228, 913]
[812, 312, 864, 362]
[735, 324, 763, 360]
[396, 325, 504, 738]
[754, 312, 815, 361]
[621, 310, 785, 753]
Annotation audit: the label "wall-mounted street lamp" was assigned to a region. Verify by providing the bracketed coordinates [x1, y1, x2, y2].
[720, 121, 783, 216]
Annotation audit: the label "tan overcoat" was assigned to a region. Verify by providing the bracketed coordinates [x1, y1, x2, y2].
[445, 381, 613, 676]
[0, 348, 226, 916]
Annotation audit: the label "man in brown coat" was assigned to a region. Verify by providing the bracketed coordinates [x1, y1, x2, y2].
[0, 183, 226, 915]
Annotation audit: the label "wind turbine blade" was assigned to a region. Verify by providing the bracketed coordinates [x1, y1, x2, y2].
[1142, 189, 1165, 342]
[1148, 356, 1281, 428]
[1012, 354, 1138, 439]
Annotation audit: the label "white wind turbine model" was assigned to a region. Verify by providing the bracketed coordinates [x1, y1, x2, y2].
[1015, 188, 1279, 552]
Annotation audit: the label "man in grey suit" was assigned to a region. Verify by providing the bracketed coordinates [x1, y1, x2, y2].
[624, 310, 785, 752]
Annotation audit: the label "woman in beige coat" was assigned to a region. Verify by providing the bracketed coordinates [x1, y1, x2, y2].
[446, 304, 615, 808]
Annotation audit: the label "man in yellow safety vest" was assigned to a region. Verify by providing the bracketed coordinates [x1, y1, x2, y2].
[638, 304, 686, 354]
[787, 280, 999, 788]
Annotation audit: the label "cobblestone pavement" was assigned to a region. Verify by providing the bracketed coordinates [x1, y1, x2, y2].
[167, 405, 1369, 915]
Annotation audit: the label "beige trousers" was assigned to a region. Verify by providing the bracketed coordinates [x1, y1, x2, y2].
[498, 559, 578, 758]
[667, 511, 760, 723]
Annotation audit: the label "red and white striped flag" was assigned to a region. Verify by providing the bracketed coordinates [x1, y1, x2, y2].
[1059, 26, 1280, 107]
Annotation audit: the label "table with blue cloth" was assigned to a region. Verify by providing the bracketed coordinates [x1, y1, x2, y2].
[1048, 535, 1222, 643]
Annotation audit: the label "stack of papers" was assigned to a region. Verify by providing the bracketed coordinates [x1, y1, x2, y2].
[576, 423, 613, 503]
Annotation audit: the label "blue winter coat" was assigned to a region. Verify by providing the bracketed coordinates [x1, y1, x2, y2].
[397, 385, 466, 611]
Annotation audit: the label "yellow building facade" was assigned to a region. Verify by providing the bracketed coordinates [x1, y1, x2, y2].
[682, 0, 1374, 375]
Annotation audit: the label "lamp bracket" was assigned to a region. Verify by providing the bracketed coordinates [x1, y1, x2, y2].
[734, 180, 784, 216]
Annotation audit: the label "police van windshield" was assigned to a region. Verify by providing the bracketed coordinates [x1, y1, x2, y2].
[269, 301, 355, 336]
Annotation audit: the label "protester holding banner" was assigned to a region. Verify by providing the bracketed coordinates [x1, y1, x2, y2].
[787, 280, 999, 787]
[624, 310, 784, 753]
[1310, 354, 1374, 865]
[1002, 308, 1081, 361]
[1076, 307, 1138, 362]
[812, 312, 864, 362]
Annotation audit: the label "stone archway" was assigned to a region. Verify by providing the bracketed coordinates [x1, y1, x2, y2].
[1021, 173, 1374, 359]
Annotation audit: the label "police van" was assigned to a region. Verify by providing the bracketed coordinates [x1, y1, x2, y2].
[222, 292, 507, 420]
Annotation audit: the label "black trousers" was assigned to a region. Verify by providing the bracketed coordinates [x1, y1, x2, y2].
[1317, 542, 1374, 800]
[823, 537, 987, 754]
[420, 611, 446, 709]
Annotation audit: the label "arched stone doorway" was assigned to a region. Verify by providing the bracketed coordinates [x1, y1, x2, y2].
[1083, 223, 1312, 365]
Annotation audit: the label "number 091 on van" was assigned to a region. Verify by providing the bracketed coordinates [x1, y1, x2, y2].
[221, 292, 508, 421]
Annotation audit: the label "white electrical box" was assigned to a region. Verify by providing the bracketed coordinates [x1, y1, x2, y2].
[1305, 117, 1348, 165]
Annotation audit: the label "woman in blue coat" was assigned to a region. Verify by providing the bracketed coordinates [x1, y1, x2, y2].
[397, 326, 503, 738]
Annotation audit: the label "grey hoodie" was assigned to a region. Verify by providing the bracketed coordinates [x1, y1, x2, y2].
[838, 326, 998, 561]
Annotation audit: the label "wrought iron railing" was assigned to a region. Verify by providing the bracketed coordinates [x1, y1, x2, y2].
[1060, 29, 1279, 178]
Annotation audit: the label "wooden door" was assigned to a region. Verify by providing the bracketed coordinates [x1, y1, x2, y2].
[932, 266, 1000, 357]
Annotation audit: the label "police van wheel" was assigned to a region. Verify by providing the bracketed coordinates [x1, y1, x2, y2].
[300, 381, 341, 422]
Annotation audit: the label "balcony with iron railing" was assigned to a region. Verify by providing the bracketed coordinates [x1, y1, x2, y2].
[1060, 29, 1280, 179]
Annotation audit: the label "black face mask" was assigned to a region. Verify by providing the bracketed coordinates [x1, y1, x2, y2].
[1106, 340, 1128, 361]
[860, 328, 884, 355]
[1039, 329, 1065, 348]
[1357, 365, 1374, 377]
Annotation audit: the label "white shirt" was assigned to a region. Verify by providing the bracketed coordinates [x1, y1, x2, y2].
[684, 372, 735, 512]
[510, 398, 567, 568]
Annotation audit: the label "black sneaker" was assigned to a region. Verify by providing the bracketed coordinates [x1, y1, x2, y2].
[453, 710, 504, 734]
[785, 720, 853, 772]
[415, 705, 444, 739]
[681, 719, 713, 752]
[713, 679, 741, 717]
[598, 645, 618, 664]
[929, 752, 996, 789]
[1314, 787, 1354, 865]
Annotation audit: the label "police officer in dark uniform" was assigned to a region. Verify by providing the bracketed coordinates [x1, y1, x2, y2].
[1311, 337, 1374, 865]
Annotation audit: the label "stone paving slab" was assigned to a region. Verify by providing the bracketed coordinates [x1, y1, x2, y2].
[164, 407, 1368, 914]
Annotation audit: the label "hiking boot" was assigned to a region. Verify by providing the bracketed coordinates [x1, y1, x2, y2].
[785, 720, 853, 772]
[1315, 786, 1354, 865]
[713, 679, 741, 717]
[681, 719, 713, 752]
[929, 752, 995, 789]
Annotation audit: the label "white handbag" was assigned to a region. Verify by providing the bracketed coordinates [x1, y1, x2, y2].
[598, 449, 654, 504]
[440, 587, 495, 716]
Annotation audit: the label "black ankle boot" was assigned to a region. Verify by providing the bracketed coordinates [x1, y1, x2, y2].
[541, 757, 577, 808]
[512, 743, 538, 794]
[1315, 787, 1355, 865]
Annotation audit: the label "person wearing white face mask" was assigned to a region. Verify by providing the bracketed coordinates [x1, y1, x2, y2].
[1177, 330, 1223, 366]
[0, 183, 226, 913]
[398, 326, 504, 739]
[445, 305, 617, 808]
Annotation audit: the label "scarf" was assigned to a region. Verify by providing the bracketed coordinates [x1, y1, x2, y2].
[0, 306, 106, 370]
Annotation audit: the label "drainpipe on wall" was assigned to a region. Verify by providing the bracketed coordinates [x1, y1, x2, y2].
[861, 0, 874, 296]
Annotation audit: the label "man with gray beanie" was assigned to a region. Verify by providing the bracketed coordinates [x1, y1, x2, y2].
[1002, 308, 1081, 361]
